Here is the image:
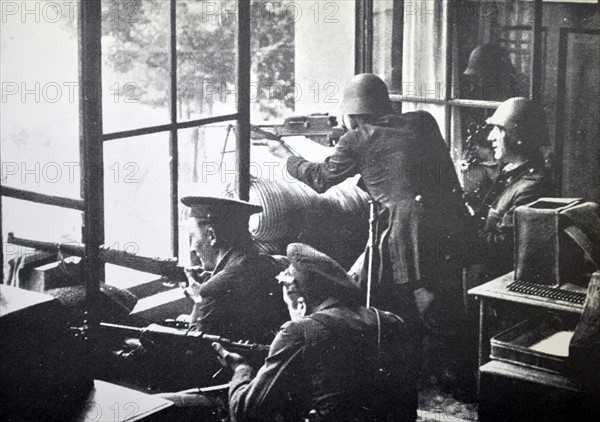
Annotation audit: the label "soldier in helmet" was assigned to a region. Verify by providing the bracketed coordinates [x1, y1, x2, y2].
[473, 97, 554, 282]
[462, 43, 517, 102]
[458, 44, 518, 199]
[269, 73, 472, 397]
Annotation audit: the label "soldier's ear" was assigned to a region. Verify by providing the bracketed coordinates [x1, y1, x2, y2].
[207, 227, 218, 246]
[296, 296, 307, 318]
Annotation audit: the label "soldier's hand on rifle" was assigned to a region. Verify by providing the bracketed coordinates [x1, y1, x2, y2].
[267, 139, 294, 159]
[413, 287, 435, 315]
[212, 342, 246, 370]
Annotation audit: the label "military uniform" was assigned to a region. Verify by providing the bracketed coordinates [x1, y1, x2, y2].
[180, 196, 290, 344]
[227, 243, 417, 422]
[475, 160, 554, 281]
[287, 111, 469, 318]
[193, 244, 289, 344]
[229, 301, 414, 422]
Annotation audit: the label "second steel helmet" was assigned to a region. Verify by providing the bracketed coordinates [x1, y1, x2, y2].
[487, 97, 550, 147]
[464, 44, 514, 78]
[340, 73, 394, 116]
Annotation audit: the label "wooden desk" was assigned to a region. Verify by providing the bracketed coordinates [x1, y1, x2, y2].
[468, 272, 583, 368]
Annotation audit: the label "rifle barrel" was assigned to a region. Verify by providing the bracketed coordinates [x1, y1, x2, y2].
[6, 233, 186, 281]
[100, 322, 270, 354]
[100, 322, 144, 335]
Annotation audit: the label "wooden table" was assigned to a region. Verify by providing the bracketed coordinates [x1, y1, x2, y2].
[468, 271, 583, 368]
[468, 273, 592, 421]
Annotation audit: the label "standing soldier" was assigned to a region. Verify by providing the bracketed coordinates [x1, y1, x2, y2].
[269, 74, 472, 396]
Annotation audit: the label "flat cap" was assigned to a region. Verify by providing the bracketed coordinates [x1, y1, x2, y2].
[181, 196, 263, 224]
[282, 243, 362, 302]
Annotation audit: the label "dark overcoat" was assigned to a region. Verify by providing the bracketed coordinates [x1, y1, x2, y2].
[287, 111, 470, 316]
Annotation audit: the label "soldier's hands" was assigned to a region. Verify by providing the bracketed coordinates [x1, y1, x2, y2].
[182, 266, 212, 303]
[266, 139, 294, 159]
[413, 287, 435, 315]
[212, 342, 246, 370]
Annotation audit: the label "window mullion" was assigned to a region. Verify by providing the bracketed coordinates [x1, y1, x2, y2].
[169, 0, 179, 257]
[236, 0, 251, 201]
[79, 0, 104, 311]
[530, 0, 544, 102]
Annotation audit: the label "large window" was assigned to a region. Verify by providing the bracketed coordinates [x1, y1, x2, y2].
[371, 0, 545, 167]
[1, 0, 81, 243]
[2, 0, 355, 298]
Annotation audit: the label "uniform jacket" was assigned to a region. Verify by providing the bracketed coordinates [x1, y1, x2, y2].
[194, 244, 288, 344]
[476, 160, 554, 280]
[287, 112, 470, 295]
[228, 299, 416, 422]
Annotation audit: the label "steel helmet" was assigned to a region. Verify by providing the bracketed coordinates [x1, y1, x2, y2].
[464, 44, 514, 80]
[487, 97, 550, 147]
[340, 73, 394, 116]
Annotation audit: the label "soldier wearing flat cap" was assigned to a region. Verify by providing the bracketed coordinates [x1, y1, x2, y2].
[213, 243, 418, 422]
[180, 196, 288, 344]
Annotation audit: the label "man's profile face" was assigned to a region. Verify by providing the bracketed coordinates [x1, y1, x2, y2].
[187, 218, 219, 271]
[279, 266, 306, 322]
[488, 125, 508, 161]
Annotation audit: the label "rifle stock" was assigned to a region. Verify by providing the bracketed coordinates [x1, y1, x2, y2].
[7, 233, 186, 282]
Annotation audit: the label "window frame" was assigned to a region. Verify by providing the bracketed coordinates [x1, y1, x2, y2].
[358, 0, 545, 146]
[1, 0, 253, 304]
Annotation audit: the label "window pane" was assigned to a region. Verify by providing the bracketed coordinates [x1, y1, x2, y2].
[1, 0, 80, 198]
[177, 122, 238, 191]
[3, 198, 82, 282]
[104, 133, 171, 259]
[176, 0, 238, 122]
[450, 106, 498, 194]
[453, 0, 538, 101]
[2, 198, 82, 243]
[250, 0, 295, 121]
[401, 103, 447, 137]
[177, 121, 237, 262]
[102, 0, 170, 133]
[373, 0, 401, 92]
[293, 0, 355, 115]
[402, 1, 448, 101]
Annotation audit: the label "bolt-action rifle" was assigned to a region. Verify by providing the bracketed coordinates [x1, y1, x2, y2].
[7, 232, 187, 283]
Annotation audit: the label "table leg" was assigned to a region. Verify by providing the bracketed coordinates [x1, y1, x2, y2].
[477, 299, 491, 396]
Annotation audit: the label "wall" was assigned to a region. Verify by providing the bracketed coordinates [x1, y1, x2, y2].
[543, 2, 600, 202]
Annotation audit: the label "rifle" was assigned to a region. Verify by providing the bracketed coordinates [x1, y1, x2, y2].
[6, 232, 187, 283]
[100, 322, 270, 355]
[253, 113, 346, 147]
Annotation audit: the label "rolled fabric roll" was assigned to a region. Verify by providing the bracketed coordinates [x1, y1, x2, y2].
[224, 176, 369, 268]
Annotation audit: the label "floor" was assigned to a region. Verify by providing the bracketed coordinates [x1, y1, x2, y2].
[418, 386, 478, 422]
